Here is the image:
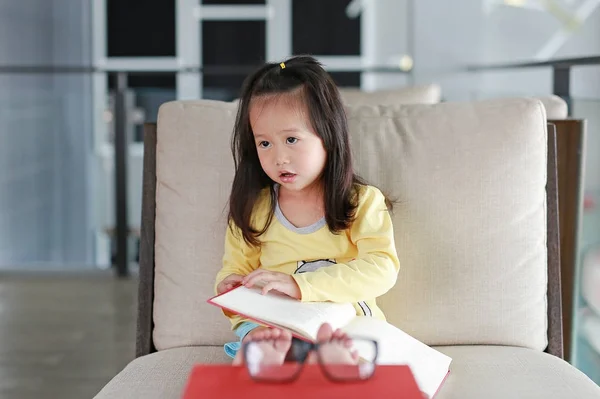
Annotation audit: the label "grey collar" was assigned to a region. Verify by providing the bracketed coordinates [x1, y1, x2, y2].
[273, 184, 326, 234]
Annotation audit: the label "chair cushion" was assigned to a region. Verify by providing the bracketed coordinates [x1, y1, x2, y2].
[434, 346, 600, 399]
[346, 99, 549, 349]
[153, 100, 238, 349]
[93, 347, 230, 399]
[339, 84, 441, 105]
[94, 346, 600, 399]
[153, 98, 548, 351]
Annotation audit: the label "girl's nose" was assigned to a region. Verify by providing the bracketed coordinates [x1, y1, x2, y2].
[275, 150, 290, 166]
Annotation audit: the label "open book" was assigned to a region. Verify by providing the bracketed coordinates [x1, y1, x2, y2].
[208, 286, 452, 398]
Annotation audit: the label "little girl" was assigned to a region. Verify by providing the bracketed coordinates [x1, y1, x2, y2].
[214, 55, 400, 362]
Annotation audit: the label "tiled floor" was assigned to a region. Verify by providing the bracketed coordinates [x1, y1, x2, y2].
[0, 271, 137, 399]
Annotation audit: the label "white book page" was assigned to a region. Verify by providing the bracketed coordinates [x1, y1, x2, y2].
[342, 317, 452, 398]
[211, 286, 356, 340]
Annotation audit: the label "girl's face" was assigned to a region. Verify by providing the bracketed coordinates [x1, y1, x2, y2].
[249, 95, 327, 196]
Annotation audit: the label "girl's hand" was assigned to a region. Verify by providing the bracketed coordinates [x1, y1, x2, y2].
[242, 270, 302, 299]
[216, 274, 244, 294]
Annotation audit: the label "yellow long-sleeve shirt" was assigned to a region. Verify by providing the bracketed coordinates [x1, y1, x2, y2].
[215, 184, 400, 331]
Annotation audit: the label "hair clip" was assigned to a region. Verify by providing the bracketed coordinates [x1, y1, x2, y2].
[280, 62, 286, 69]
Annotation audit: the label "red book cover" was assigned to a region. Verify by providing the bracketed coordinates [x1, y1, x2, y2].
[182, 364, 426, 399]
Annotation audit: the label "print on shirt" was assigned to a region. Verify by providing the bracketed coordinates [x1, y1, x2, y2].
[294, 259, 373, 317]
[295, 259, 336, 273]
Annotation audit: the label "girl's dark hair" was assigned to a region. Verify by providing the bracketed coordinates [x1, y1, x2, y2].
[228, 55, 367, 246]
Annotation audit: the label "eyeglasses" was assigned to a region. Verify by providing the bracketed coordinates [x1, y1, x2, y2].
[242, 336, 378, 383]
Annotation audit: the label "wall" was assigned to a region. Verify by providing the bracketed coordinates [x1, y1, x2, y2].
[360, 0, 411, 90]
[364, 0, 486, 99]
[52, 0, 96, 264]
[411, 0, 486, 100]
[0, 0, 94, 268]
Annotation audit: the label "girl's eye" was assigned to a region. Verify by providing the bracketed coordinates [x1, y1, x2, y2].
[286, 137, 298, 144]
[258, 141, 271, 148]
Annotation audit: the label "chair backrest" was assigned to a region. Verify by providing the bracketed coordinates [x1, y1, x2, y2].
[535, 95, 568, 119]
[136, 98, 562, 359]
[338, 84, 442, 105]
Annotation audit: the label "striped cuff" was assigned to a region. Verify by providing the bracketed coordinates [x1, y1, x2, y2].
[223, 321, 261, 359]
[236, 321, 261, 340]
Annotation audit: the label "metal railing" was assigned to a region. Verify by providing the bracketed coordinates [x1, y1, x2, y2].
[467, 55, 600, 115]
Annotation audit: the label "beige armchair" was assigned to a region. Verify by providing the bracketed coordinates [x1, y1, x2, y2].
[95, 98, 600, 398]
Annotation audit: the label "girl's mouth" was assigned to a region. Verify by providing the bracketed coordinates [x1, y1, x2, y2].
[279, 172, 297, 183]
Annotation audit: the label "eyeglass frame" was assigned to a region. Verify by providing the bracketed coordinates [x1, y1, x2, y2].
[241, 336, 379, 383]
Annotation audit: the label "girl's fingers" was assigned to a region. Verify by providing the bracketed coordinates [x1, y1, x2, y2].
[244, 270, 288, 288]
[262, 281, 284, 295]
[247, 272, 284, 289]
[228, 274, 243, 283]
[218, 283, 229, 294]
[242, 270, 266, 284]
[218, 275, 243, 293]
[243, 271, 271, 287]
